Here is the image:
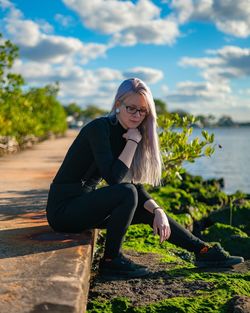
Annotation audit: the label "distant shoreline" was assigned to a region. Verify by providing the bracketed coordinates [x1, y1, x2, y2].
[192, 123, 250, 128]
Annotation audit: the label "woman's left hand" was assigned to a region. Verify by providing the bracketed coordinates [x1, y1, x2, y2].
[153, 209, 171, 243]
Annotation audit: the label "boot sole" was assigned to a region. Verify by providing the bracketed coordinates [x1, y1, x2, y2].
[99, 268, 150, 279]
[195, 257, 244, 268]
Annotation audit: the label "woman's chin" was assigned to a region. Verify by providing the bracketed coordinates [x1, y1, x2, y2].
[128, 120, 141, 128]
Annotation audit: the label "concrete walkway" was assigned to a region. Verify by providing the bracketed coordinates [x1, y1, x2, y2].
[0, 130, 96, 313]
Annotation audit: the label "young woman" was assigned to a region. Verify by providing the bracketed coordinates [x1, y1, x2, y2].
[46, 78, 244, 278]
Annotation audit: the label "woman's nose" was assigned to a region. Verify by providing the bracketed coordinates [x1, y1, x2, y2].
[134, 110, 141, 117]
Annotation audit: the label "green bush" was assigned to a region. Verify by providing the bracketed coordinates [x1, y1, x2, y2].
[0, 34, 67, 142]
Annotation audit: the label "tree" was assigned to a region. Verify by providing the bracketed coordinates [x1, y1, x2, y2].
[217, 115, 234, 127]
[81, 104, 108, 120]
[63, 102, 82, 118]
[0, 34, 67, 141]
[196, 114, 216, 127]
[154, 98, 167, 115]
[158, 113, 215, 184]
[171, 109, 190, 119]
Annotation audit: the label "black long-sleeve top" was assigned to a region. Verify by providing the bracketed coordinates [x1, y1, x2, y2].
[53, 115, 152, 206]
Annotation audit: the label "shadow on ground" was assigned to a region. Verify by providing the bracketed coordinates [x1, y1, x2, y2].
[0, 188, 91, 259]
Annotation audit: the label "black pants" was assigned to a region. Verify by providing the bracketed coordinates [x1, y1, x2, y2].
[46, 182, 206, 258]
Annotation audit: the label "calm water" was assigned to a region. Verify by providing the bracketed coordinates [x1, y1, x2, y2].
[183, 127, 250, 194]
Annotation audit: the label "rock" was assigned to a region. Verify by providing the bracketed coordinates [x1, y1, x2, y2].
[228, 295, 250, 313]
[207, 205, 250, 235]
[202, 223, 250, 259]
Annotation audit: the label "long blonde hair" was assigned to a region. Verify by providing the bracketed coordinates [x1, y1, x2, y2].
[109, 78, 162, 186]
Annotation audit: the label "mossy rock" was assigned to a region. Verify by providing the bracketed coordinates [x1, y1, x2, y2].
[168, 212, 194, 231]
[181, 172, 203, 184]
[202, 223, 250, 259]
[207, 204, 250, 235]
[194, 188, 228, 206]
[203, 177, 224, 190]
[123, 224, 193, 264]
[150, 185, 195, 213]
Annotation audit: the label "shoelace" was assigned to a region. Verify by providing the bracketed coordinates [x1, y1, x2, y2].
[213, 243, 230, 257]
[200, 244, 230, 257]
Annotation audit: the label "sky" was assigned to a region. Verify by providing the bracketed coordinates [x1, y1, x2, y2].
[0, 0, 250, 121]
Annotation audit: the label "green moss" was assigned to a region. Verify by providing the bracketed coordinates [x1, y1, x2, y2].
[207, 203, 250, 234]
[123, 224, 187, 264]
[203, 222, 248, 239]
[89, 173, 249, 313]
[150, 185, 195, 212]
[87, 288, 246, 312]
[87, 270, 250, 313]
[202, 223, 250, 259]
[122, 224, 197, 267]
[168, 212, 194, 229]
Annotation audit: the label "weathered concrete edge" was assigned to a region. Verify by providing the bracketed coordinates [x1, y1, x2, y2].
[77, 229, 99, 313]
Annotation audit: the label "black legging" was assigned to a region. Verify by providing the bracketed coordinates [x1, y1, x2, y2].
[46, 182, 206, 258]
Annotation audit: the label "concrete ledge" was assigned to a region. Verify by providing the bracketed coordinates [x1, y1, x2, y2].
[0, 210, 98, 313]
[0, 131, 97, 313]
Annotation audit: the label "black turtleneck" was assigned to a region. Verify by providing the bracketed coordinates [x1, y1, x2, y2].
[53, 115, 152, 205]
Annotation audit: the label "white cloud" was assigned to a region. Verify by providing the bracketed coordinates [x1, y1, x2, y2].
[164, 44, 250, 120]
[36, 19, 54, 34]
[171, 0, 250, 38]
[12, 57, 161, 109]
[123, 67, 164, 83]
[0, 0, 12, 9]
[63, 0, 180, 46]
[180, 46, 250, 81]
[1, 2, 109, 64]
[63, 0, 160, 33]
[55, 14, 74, 27]
[111, 18, 179, 46]
[179, 57, 223, 69]
[167, 80, 231, 102]
[161, 84, 169, 94]
[6, 19, 41, 47]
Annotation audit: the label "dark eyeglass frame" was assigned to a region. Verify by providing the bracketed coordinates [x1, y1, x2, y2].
[121, 102, 149, 117]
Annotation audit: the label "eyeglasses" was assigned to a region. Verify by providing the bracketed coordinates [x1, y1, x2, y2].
[121, 102, 149, 117]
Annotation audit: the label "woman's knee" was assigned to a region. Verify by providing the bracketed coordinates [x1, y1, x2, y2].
[118, 183, 138, 207]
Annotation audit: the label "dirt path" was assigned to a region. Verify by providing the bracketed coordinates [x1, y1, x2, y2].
[0, 130, 99, 313]
[0, 130, 78, 230]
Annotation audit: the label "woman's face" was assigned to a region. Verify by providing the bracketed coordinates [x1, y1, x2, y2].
[116, 93, 149, 129]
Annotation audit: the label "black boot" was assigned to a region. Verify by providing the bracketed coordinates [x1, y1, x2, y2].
[195, 243, 244, 268]
[99, 253, 150, 278]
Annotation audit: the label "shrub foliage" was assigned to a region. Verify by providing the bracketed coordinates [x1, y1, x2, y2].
[0, 34, 67, 142]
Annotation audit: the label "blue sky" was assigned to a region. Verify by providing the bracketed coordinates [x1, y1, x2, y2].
[0, 0, 250, 121]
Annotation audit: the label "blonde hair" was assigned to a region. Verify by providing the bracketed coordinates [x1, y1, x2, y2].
[110, 78, 162, 186]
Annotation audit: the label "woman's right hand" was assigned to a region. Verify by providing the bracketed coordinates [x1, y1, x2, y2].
[122, 128, 142, 143]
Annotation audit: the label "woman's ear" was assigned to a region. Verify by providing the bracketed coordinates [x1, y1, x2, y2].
[115, 100, 121, 108]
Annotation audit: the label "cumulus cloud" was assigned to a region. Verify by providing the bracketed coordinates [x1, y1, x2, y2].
[12, 57, 161, 109]
[165, 84, 242, 118]
[163, 44, 250, 119]
[63, 0, 160, 33]
[0, 0, 12, 9]
[63, 0, 180, 46]
[180, 45, 250, 81]
[12, 58, 118, 106]
[123, 67, 164, 83]
[166, 80, 231, 104]
[170, 0, 250, 38]
[1, 2, 109, 64]
[6, 19, 41, 47]
[55, 14, 74, 27]
[111, 18, 179, 46]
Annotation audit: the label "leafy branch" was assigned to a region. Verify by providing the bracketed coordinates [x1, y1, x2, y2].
[158, 113, 216, 183]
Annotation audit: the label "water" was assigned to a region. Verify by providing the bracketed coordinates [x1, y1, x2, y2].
[183, 127, 250, 194]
